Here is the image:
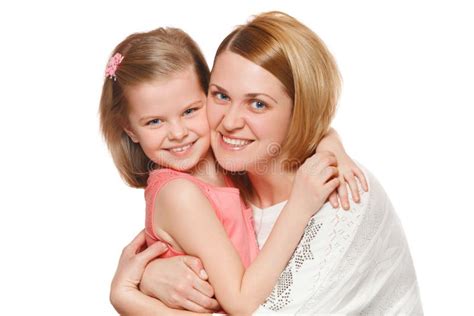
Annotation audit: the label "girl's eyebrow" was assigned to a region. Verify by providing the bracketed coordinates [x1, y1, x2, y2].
[138, 100, 203, 124]
[209, 83, 278, 104]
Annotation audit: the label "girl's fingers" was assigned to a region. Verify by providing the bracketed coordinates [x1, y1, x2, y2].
[338, 179, 350, 210]
[321, 166, 338, 182]
[345, 173, 360, 203]
[323, 178, 340, 197]
[354, 167, 369, 192]
[328, 191, 339, 208]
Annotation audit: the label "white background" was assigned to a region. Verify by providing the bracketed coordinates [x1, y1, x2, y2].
[0, 0, 472, 314]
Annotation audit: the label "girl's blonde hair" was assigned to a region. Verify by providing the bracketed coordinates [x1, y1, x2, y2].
[215, 11, 341, 167]
[99, 28, 210, 188]
[214, 11, 341, 199]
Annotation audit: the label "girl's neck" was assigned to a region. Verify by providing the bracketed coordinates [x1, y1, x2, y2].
[247, 164, 296, 209]
[188, 150, 224, 187]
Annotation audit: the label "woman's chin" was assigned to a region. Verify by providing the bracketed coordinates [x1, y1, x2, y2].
[215, 157, 248, 173]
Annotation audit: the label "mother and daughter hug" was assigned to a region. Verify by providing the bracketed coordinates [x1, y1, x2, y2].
[100, 11, 423, 315]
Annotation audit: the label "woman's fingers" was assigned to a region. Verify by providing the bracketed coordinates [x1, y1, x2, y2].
[191, 276, 215, 299]
[124, 229, 147, 255]
[182, 256, 207, 280]
[187, 289, 221, 312]
[180, 299, 216, 313]
[136, 241, 168, 265]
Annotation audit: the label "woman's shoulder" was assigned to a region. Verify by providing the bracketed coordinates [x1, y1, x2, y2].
[355, 163, 392, 214]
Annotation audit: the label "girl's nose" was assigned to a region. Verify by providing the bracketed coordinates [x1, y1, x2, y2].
[168, 121, 188, 141]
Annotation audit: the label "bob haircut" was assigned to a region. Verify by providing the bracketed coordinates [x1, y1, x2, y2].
[214, 11, 341, 169]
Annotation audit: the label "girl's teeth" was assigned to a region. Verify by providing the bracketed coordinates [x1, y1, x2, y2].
[170, 143, 192, 152]
[223, 136, 251, 146]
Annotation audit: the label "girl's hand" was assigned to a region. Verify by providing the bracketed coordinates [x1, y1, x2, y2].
[110, 230, 168, 311]
[291, 151, 340, 217]
[328, 153, 369, 210]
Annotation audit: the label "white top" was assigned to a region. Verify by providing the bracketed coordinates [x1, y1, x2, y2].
[251, 200, 287, 249]
[250, 166, 423, 315]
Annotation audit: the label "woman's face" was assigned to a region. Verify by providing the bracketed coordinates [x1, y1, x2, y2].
[207, 51, 293, 173]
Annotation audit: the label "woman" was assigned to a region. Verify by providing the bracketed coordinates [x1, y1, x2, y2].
[111, 11, 422, 315]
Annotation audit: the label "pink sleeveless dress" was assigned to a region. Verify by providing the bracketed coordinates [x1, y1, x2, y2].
[144, 168, 259, 268]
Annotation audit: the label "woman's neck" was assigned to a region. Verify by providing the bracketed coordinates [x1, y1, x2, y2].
[247, 165, 296, 209]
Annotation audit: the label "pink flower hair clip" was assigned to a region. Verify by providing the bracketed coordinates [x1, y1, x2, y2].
[105, 52, 124, 81]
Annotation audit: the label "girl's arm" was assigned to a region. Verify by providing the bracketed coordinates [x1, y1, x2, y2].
[155, 152, 339, 315]
[317, 127, 369, 209]
[110, 230, 212, 315]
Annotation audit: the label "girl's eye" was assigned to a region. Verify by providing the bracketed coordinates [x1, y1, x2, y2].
[147, 118, 162, 126]
[214, 92, 230, 101]
[183, 107, 198, 116]
[250, 100, 267, 111]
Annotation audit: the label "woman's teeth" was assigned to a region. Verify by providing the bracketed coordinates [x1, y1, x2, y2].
[170, 143, 192, 153]
[222, 136, 251, 147]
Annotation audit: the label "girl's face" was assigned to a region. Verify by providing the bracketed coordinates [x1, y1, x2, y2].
[207, 51, 293, 173]
[125, 67, 210, 172]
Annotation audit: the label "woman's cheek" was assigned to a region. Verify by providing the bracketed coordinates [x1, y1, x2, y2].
[206, 102, 224, 130]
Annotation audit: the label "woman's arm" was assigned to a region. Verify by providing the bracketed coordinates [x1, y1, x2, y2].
[110, 230, 212, 315]
[155, 152, 339, 315]
[317, 127, 369, 209]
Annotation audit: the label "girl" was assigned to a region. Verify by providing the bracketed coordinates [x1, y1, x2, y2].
[102, 28, 367, 314]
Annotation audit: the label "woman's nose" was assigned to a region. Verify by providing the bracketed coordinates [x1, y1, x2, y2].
[222, 103, 245, 131]
[168, 121, 188, 141]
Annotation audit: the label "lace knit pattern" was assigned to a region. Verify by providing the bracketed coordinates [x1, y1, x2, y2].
[262, 219, 323, 311]
[253, 166, 423, 315]
[296, 169, 423, 315]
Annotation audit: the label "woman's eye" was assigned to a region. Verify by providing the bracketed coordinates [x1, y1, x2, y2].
[214, 92, 230, 101]
[147, 118, 162, 126]
[183, 107, 198, 116]
[250, 100, 266, 110]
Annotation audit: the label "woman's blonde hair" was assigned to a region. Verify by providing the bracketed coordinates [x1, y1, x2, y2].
[99, 28, 210, 188]
[215, 11, 341, 167]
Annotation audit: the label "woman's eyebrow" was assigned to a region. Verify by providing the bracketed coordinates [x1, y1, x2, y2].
[210, 83, 278, 104]
[245, 93, 278, 104]
[209, 83, 228, 93]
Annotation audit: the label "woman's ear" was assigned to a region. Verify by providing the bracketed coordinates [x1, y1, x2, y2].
[123, 125, 139, 143]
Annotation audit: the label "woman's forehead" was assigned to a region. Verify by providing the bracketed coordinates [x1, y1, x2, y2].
[211, 51, 286, 97]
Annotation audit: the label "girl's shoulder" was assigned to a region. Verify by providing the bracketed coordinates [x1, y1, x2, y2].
[146, 168, 198, 199]
[147, 168, 190, 185]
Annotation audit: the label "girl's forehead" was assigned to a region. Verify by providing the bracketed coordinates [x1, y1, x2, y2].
[126, 73, 205, 116]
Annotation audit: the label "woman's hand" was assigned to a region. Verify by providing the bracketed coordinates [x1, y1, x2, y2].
[291, 151, 340, 216]
[109, 230, 168, 314]
[328, 152, 368, 210]
[140, 256, 221, 313]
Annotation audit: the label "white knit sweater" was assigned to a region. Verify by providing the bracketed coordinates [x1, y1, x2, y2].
[252, 166, 423, 315]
